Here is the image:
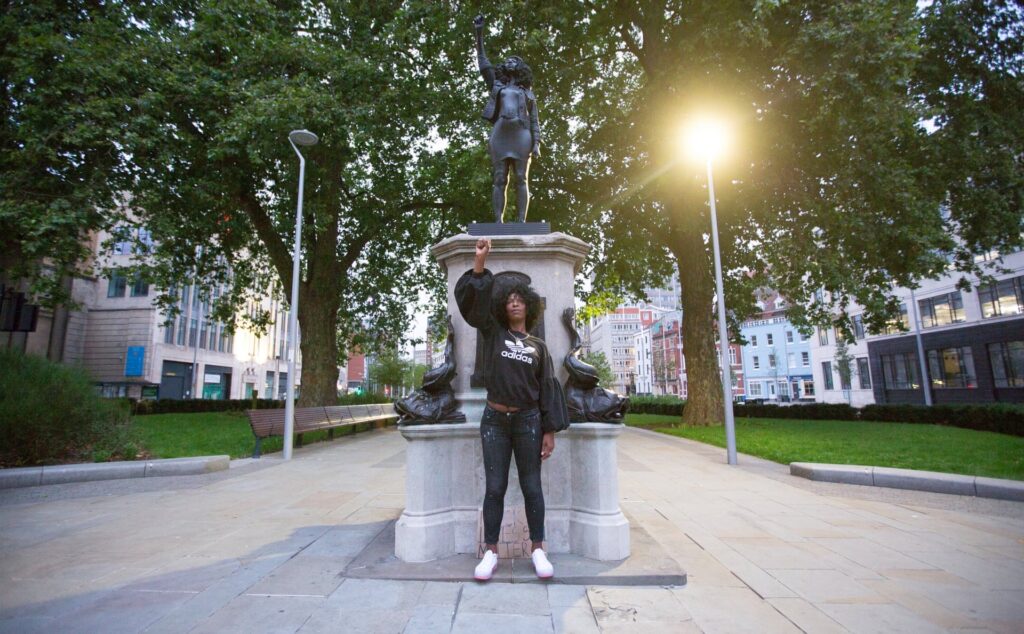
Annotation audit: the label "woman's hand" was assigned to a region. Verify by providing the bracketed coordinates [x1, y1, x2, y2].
[541, 432, 554, 461]
[473, 238, 491, 273]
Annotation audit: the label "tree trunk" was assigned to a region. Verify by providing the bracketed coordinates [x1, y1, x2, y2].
[296, 283, 340, 407]
[671, 218, 724, 427]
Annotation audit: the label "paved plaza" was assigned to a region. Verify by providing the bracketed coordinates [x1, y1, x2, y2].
[1, 425, 1023, 633]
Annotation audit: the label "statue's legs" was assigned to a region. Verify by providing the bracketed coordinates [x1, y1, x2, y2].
[513, 159, 530, 222]
[492, 160, 511, 223]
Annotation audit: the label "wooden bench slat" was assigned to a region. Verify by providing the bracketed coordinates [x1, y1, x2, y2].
[245, 403, 398, 458]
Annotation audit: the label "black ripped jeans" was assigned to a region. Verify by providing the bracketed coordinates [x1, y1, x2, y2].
[480, 405, 545, 544]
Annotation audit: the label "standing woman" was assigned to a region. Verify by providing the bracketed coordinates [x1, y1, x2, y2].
[455, 238, 569, 580]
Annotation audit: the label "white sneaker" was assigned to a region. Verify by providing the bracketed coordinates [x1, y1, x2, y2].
[532, 548, 554, 579]
[474, 550, 498, 581]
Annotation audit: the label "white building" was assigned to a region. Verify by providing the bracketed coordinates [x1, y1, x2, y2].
[631, 327, 654, 394]
[586, 305, 668, 394]
[18, 225, 309, 401]
[811, 249, 1024, 406]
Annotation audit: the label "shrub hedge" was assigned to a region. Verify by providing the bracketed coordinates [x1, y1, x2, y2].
[0, 350, 137, 466]
[628, 397, 1024, 437]
[130, 391, 391, 416]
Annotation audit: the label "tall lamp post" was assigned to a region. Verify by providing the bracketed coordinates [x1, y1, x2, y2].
[683, 118, 738, 465]
[284, 129, 318, 460]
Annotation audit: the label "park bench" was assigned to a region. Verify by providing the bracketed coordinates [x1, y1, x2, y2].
[245, 403, 398, 458]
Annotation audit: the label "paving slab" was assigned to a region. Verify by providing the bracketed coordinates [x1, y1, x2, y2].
[1, 425, 1023, 633]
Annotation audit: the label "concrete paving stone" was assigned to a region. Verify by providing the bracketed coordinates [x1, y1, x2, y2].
[451, 611, 553, 634]
[299, 521, 390, 558]
[705, 547, 800, 598]
[323, 578, 426, 612]
[905, 548, 1024, 590]
[551, 605, 598, 634]
[403, 604, 455, 633]
[416, 581, 463, 606]
[299, 606, 413, 633]
[767, 598, 849, 634]
[122, 557, 240, 598]
[0, 614, 56, 634]
[144, 552, 293, 634]
[458, 582, 550, 616]
[759, 513, 853, 539]
[766, 569, 887, 604]
[48, 587, 194, 634]
[191, 594, 323, 634]
[672, 584, 802, 633]
[722, 536, 834, 570]
[245, 554, 350, 597]
[286, 490, 358, 512]
[546, 584, 589, 608]
[860, 577, 979, 630]
[810, 537, 938, 572]
[587, 586, 691, 625]
[791, 541, 885, 581]
[819, 602, 948, 634]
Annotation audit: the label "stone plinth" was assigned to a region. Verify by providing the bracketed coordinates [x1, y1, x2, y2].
[430, 232, 590, 422]
[396, 422, 630, 562]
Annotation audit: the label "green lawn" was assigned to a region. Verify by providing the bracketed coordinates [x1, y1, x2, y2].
[131, 411, 369, 459]
[626, 413, 1024, 481]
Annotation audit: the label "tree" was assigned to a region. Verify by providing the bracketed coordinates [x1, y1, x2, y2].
[834, 339, 855, 404]
[108, 2, 474, 406]
[0, 2, 141, 307]
[581, 351, 615, 387]
[368, 350, 411, 396]
[446, 1, 1022, 425]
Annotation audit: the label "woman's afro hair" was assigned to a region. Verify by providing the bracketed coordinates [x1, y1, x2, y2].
[491, 282, 542, 332]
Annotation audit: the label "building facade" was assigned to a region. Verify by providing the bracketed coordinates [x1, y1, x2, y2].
[587, 306, 667, 394]
[811, 250, 1024, 406]
[741, 294, 814, 403]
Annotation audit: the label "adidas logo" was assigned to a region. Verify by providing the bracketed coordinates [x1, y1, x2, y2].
[502, 338, 536, 364]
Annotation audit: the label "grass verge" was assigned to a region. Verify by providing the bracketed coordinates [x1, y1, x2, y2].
[626, 413, 1024, 481]
[132, 411, 376, 460]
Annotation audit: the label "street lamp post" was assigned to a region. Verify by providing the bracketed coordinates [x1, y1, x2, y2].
[684, 118, 738, 465]
[284, 129, 318, 461]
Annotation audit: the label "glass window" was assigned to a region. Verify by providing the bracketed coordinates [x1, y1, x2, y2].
[786, 331, 794, 343]
[767, 333, 774, 345]
[988, 341, 1024, 388]
[852, 314, 865, 340]
[749, 382, 762, 396]
[881, 352, 919, 389]
[839, 363, 852, 390]
[801, 351, 810, 366]
[176, 315, 186, 345]
[818, 328, 830, 346]
[857, 357, 871, 389]
[107, 270, 127, 298]
[189, 318, 198, 347]
[927, 347, 978, 389]
[163, 318, 175, 344]
[821, 361, 834, 390]
[130, 274, 149, 297]
[769, 354, 776, 368]
[751, 335, 757, 347]
[753, 356, 760, 369]
[802, 380, 815, 396]
[880, 303, 910, 335]
[979, 276, 1024, 319]
[918, 292, 965, 328]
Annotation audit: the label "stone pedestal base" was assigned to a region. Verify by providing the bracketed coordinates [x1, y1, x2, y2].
[396, 422, 630, 563]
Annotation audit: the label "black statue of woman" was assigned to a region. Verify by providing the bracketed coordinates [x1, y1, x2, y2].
[474, 14, 541, 223]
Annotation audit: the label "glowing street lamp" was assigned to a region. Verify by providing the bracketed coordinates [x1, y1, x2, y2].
[284, 129, 318, 460]
[682, 117, 738, 465]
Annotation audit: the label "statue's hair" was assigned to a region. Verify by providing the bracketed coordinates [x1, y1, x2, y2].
[492, 282, 541, 332]
[496, 56, 533, 89]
